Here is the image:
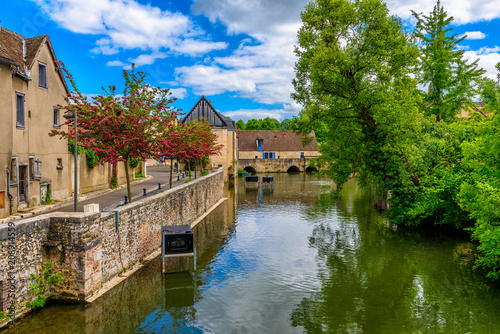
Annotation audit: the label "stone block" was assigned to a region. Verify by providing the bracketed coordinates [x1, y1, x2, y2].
[94, 250, 102, 261]
[84, 203, 100, 213]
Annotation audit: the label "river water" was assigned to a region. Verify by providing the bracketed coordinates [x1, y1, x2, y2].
[3, 173, 500, 333]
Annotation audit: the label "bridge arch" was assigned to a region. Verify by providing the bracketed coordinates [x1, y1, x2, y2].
[287, 165, 301, 173]
[244, 166, 257, 173]
[305, 166, 317, 173]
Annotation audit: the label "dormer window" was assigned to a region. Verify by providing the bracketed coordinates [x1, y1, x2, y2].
[257, 139, 263, 151]
[38, 62, 47, 89]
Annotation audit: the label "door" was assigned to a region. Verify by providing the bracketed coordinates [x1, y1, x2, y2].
[18, 165, 27, 203]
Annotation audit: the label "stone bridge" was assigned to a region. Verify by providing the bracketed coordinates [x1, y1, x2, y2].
[238, 158, 318, 173]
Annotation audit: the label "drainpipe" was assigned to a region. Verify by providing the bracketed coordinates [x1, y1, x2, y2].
[7, 168, 13, 215]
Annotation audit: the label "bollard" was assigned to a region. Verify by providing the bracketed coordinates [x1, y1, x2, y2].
[158, 183, 161, 189]
[177, 175, 179, 181]
[143, 188, 147, 196]
[124, 195, 129, 204]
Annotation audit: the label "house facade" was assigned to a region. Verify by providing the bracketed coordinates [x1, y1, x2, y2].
[237, 130, 320, 160]
[0, 25, 70, 218]
[181, 96, 237, 179]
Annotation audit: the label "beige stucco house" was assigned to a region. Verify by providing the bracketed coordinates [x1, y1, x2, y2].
[181, 96, 237, 180]
[0, 25, 70, 218]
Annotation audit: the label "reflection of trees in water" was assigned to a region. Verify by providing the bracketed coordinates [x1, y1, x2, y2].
[291, 197, 500, 333]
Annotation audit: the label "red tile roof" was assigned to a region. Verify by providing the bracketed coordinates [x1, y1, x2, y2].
[0, 28, 25, 67]
[237, 130, 319, 151]
[0, 27, 69, 93]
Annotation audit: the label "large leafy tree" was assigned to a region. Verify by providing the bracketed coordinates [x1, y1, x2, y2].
[457, 63, 500, 279]
[51, 62, 179, 203]
[292, 0, 423, 195]
[412, 0, 484, 122]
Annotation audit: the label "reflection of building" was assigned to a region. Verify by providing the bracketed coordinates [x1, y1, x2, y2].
[0, 26, 70, 218]
[237, 130, 320, 173]
[181, 96, 237, 180]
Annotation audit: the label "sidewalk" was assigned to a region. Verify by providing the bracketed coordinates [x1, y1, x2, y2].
[47, 166, 193, 213]
[1, 166, 197, 223]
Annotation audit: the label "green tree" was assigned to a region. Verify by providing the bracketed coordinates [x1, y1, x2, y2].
[245, 119, 262, 130]
[236, 120, 246, 130]
[279, 118, 292, 130]
[292, 0, 422, 195]
[412, 0, 484, 122]
[261, 117, 280, 130]
[457, 64, 500, 279]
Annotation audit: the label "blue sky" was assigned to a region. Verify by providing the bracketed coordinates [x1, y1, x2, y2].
[2, 0, 500, 122]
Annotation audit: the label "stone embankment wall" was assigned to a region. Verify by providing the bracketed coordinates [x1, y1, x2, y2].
[0, 170, 224, 327]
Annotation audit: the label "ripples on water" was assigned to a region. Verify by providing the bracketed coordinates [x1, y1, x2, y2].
[4, 174, 500, 334]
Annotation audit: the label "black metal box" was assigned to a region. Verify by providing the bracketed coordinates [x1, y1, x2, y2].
[163, 225, 194, 254]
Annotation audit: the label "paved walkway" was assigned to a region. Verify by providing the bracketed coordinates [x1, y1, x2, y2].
[47, 166, 194, 213]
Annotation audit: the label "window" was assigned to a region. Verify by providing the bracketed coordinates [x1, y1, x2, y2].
[53, 108, 60, 128]
[30, 158, 42, 180]
[257, 139, 263, 152]
[57, 158, 63, 169]
[16, 93, 25, 129]
[301, 152, 305, 159]
[38, 62, 47, 88]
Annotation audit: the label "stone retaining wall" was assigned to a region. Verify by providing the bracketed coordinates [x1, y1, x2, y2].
[0, 170, 224, 327]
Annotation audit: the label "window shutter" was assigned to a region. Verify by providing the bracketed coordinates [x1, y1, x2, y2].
[11, 158, 18, 183]
[31, 158, 36, 180]
[35, 159, 42, 180]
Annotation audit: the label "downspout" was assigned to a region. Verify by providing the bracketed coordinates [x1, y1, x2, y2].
[7, 168, 13, 214]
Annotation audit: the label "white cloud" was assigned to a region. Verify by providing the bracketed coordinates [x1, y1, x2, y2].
[463, 49, 500, 80]
[169, 87, 188, 100]
[191, 0, 306, 36]
[32, 0, 227, 58]
[106, 60, 126, 67]
[385, 0, 500, 25]
[476, 46, 500, 55]
[176, 34, 297, 104]
[461, 31, 487, 40]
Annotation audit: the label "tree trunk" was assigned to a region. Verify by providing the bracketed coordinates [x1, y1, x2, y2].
[169, 157, 174, 189]
[188, 160, 192, 180]
[195, 160, 197, 179]
[124, 157, 132, 203]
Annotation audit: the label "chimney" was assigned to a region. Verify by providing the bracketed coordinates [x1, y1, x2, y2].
[208, 100, 211, 104]
[0, 20, 2, 32]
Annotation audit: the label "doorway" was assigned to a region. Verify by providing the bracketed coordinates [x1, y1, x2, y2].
[18, 165, 27, 203]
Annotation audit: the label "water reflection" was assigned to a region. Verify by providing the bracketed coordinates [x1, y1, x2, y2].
[291, 178, 500, 333]
[3, 174, 500, 334]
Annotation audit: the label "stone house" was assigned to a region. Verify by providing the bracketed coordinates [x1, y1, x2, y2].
[181, 96, 237, 180]
[0, 25, 70, 218]
[237, 130, 320, 160]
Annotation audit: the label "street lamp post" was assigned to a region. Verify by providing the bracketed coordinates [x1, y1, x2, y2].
[64, 109, 78, 212]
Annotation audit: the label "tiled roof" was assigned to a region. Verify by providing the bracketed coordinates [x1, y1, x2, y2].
[26, 35, 47, 68]
[0, 27, 69, 93]
[0, 28, 25, 67]
[0, 27, 49, 76]
[237, 130, 319, 151]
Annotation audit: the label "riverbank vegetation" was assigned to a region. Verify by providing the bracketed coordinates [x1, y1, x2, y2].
[293, 0, 500, 279]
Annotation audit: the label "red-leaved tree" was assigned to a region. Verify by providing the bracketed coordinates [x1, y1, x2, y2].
[50, 61, 180, 203]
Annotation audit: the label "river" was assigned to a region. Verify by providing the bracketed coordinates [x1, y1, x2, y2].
[3, 173, 500, 333]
